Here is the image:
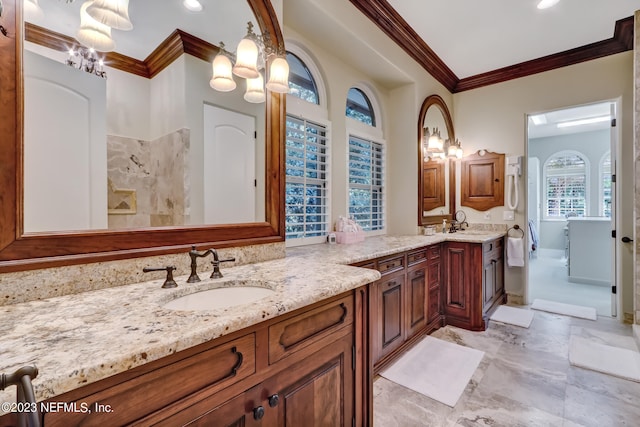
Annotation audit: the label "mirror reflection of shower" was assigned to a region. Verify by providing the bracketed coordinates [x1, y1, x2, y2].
[526, 101, 615, 317]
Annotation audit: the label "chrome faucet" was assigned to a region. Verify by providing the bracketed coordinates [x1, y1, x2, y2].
[210, 249, 236, 279]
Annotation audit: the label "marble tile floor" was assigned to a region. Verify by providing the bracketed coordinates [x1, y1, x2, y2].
[373, 310, 640, 426]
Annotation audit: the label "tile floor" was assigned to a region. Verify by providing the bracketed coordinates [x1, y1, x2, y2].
[373, 310, 640, 426]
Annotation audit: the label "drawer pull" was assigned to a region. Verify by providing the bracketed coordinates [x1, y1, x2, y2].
[268, 394, 280, 408]
[253, 406, 265, 420]
[230, 346, 244, 377]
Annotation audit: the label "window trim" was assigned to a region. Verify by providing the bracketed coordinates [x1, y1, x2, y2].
[285, 114, 332, 247]
[285, 41, 328, 121]
[346, 131, 386, 236]
[542, 150, 590, 220]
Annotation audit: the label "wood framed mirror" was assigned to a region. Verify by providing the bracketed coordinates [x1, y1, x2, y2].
[418, 94, 456, 226]
[0, 0, 285, 272]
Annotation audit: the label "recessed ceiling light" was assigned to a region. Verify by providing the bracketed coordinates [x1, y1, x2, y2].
[537, 0, 560, 9]
[183, 0, 203, 12]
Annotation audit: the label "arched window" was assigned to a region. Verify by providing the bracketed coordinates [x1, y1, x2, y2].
[346, 88, 375, 126]
[600, 152, 611, 217]
[286, 52, 319, 104]
[544, 151, 588, 218]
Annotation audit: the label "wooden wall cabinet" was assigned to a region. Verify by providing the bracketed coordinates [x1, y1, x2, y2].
[461, 151, 505, 211]
[443, 238, 505, 331]
[34, 292, 364, 427]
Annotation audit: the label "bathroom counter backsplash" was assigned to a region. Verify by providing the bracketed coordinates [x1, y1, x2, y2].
[0, 256, 380, 410]
[0, 242, 286, 306]
[287, 230, 507, 265]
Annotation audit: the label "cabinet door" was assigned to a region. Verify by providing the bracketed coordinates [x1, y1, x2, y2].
[374, 274, 404, 363]
[428, 287, 441, 323]
[443, 242, 471, 319]
[267, 334, 354, 427]
[405, 265, 428, 338]
[483, 258, 494, 306]
[461, 151, 505, 211]
[188, 387, 262, 427]
[494, 256, 504, 297]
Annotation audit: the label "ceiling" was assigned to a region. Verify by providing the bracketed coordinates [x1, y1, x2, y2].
[25, 0, 257, 60]
[386, 0, 640, 80]
[527, 102, 614, 139]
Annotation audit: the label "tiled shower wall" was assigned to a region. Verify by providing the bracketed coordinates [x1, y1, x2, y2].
[107, 129, 190, 228]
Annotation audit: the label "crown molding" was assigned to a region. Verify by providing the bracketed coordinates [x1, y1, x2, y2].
[24, 23, 220, 80]
[348, 0, 634, 93]
[348, 0, 458, 92]
[454, 16, 634, 92]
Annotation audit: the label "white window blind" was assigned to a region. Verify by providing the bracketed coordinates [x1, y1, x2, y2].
[601, 154, 611, 217]
[545, 153, 586, 218]
[285, 115, 329, 240]
[348, 136, 384, 231]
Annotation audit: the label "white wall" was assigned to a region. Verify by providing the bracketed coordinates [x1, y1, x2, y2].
[453, 52, 634, 318]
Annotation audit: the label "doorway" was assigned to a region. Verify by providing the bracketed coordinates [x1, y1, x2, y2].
[526, 101, 616, 317]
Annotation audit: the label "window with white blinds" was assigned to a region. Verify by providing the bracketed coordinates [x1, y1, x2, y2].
[348, 136, 384, 231]
[601, 153, 612, 217]
[544, 153, 587, 218]
[285, 115, 329, 240]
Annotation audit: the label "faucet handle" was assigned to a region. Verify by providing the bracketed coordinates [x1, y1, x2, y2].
[210, 257, 236, 279]
[143, 266, 178, 288]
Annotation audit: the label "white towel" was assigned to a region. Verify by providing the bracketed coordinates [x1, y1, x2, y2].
[507, 237, 525, 267]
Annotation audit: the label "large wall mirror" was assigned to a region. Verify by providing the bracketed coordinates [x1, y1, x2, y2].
[418, 94, 456, 226]
[0, 0, 285, 271]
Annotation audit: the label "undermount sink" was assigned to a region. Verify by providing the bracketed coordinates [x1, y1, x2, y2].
[163, 285, 275, 311]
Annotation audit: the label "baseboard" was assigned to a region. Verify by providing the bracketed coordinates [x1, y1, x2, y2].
[507, 293, 524, 305]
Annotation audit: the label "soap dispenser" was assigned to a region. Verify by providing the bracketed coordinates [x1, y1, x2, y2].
[442, 219, 447, 234]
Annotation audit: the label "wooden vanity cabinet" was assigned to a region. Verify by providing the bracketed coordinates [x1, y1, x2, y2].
[443, 238, 505, 331]
[356, 245, 443, 371]
[37, 291, 365, 427]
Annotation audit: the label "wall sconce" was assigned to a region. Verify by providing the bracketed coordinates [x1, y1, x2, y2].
[210, 22, 290, 103]
[423, 127, 463, 160]
[66, 46, 107, 78]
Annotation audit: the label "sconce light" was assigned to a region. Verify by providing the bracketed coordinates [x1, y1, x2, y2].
[423, 127, 463, 160]
[210, 22, 290, 103]
[76, 1, 115, 52]
[66, 46, 107, 78]
[446, 138, 463, 159]
[86, 0, 133, 31]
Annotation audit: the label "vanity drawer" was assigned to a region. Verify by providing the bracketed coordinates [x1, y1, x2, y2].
[44, 334, 256, 427]
[483, 238, 503, 253]
[268, 294, 354, 364]
[377, 255, 405, 276]
[407, 248, 428, 267]
[427, 244, 441, 260]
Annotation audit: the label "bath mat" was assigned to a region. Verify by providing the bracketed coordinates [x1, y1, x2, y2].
[380, 336, 484, 407]
[531, 299, 597, 320]
[489, 305, 534, 328]
[569, 335, 640, 382]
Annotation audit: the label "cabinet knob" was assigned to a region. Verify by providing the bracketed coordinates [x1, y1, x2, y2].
[253, 406, 265, 420]
[268, 393, 280, 407]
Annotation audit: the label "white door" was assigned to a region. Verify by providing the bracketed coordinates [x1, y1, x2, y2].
[609, 102, 618, 317]
[203, 105, 256, 224]
[23, 51, 107, 232]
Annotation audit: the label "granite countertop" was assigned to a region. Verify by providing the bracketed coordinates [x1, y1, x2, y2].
[0, 231, 504, 411]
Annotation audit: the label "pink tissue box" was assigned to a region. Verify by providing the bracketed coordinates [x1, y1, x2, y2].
[335, 231, 365, 244]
